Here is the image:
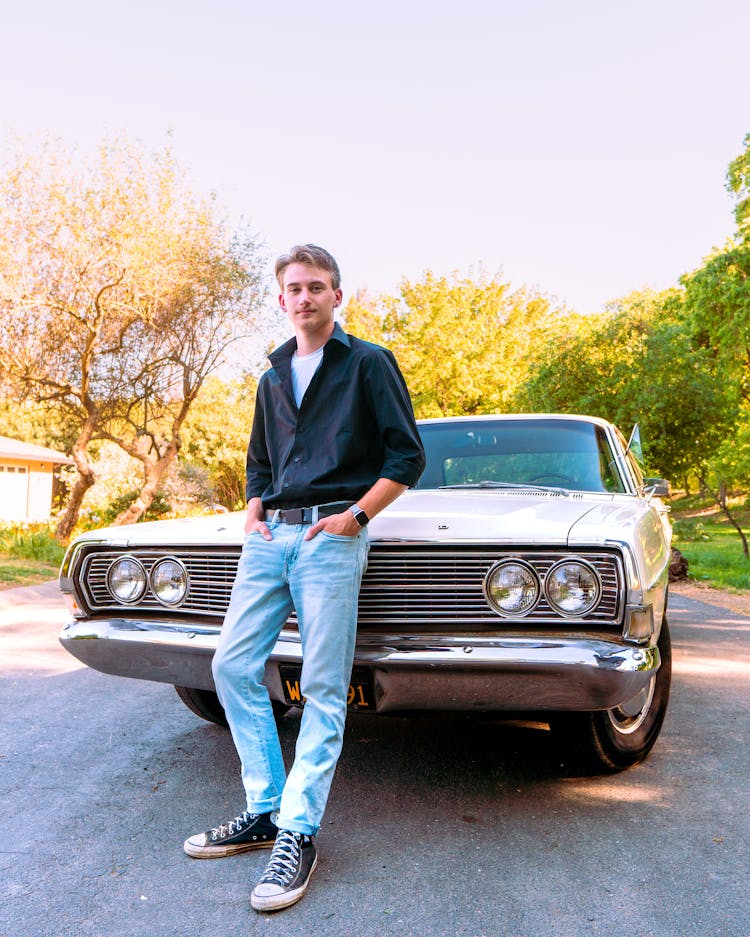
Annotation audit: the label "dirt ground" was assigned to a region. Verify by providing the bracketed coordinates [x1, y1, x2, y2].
[670, 579, 750, 616]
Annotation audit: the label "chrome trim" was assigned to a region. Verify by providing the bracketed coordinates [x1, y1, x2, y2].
[106, 555, 148, 605]
[607, 424, 639, 494]
[482, 559, 541, 618]
[78, 548, 239, 618]
[59, 618, 659, 713]
[544, 558, 602, 618]
[623, 604, 655, 644]
[149, 556, 190, 608]
[72, 544, 625, 628]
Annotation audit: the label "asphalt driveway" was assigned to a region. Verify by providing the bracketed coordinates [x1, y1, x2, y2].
[0, 581, 748, 937]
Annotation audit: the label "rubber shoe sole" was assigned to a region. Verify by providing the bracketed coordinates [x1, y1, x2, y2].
[184, 833, 275, 859]
[251, 854, 318, 912]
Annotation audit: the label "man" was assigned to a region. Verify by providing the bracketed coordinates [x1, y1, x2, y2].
[184, 244, 425, 912]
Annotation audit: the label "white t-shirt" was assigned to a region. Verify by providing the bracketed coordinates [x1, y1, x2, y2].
[291, 346, 325, 407]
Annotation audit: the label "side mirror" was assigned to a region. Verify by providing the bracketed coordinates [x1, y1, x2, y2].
[644, 478, 670, 498]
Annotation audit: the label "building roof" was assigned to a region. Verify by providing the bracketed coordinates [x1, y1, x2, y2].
[0, 435, 74, 465]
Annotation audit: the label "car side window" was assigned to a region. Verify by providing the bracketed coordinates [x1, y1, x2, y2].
[596, 427, 626, 493]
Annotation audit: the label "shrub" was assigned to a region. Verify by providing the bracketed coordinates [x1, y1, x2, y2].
[671, 518, 711, 542]
[0, 523, 66, 564]
[97, 490, 172, 527]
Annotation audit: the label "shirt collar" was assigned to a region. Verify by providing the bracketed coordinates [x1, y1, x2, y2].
[269, 321, 350, 366]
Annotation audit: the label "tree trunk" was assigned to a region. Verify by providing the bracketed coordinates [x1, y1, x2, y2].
[700, 475, 750, 560]
[54, 422, 98, 540]
[112, 436, 181, 526]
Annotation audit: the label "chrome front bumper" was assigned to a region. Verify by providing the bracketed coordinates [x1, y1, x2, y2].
[60, 618, 660, 713]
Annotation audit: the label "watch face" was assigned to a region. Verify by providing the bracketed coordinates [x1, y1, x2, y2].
[350, 506, 369, 526]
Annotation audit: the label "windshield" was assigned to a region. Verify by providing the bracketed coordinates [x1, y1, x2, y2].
[415, 418, 625, 493]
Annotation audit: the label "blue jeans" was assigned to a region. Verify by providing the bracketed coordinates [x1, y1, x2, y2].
[212, 521, 369, 836]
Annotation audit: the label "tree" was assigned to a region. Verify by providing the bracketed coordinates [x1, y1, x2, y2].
[683, 132, 750, 399]
[727, 131, 750, 242]
[516, 288, 729, 482]
[678, 132, 750, 548]
[180, 374, 258, 510]
[695, 415, 750, 558]
[344, 270, 563, 417]
[683, 245, 750, 403]
[0, 137, 267, 537]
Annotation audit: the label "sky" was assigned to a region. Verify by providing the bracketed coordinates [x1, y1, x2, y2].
[1, 0, 749, 320]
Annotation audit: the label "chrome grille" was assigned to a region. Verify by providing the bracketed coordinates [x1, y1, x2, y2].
[79, 544, 624, 627]
[351, 548, 621, 625]
[81, 549, 238, 617]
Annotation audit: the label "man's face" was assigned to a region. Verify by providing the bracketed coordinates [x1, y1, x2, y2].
[279, 263, 342, 341]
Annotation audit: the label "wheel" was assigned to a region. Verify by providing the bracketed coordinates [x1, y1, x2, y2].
[174, 686, 228, 726]
[174, 686, 290, 727]
[551, 617, 672, 772]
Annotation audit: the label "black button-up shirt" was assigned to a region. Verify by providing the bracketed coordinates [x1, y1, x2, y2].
[246, 323, 425, 508]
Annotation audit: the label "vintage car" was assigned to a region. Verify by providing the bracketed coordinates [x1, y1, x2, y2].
[59, 414, 672, 772]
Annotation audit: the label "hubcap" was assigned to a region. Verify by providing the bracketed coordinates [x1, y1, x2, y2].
[606, 676, 656, 735]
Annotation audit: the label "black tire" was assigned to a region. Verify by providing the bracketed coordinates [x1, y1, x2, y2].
[174, 686, 228, 726]
[551, 617, 672, 772]
[174, 686, 291, 727]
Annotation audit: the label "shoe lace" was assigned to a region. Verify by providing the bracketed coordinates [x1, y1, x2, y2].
[259, 830, 302, 886]
[211, 810, 257, 841]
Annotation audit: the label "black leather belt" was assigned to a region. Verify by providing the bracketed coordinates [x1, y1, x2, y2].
[265, 501, 354, 525]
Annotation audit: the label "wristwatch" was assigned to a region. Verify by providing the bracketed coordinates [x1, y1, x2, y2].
[348, 505, 370, 527]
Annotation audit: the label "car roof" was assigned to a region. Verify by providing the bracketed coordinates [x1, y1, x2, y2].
[416, 413, 614, 430]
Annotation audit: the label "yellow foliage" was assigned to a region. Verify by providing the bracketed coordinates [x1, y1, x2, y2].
[343, 270, 564, 418]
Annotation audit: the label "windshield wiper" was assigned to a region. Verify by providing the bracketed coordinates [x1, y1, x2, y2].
[438, 481, 570, 494]
[439, 481, 518, 489]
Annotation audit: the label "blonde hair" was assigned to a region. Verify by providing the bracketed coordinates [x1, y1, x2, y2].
[275, 244, 341, 291]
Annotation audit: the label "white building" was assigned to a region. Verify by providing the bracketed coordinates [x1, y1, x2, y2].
[0, 436, 74, 523]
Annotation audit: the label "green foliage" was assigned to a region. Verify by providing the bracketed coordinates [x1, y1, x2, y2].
[180, 374, 258, 509]
[0, 135, 267, 536]
[707, 409, 750, 489]
[0, 398, 77, 453]
[515, 288, 726, 480]
[727, 131, 750, 243]
[0, 523, 66, 563]
[344, 271, 563, 418]
[678, 532, 750, 590]
[671, 494, 750, 587]
[683, 243, 750, 402]
[2, 129, 750, 571]
[95, 490, 172, 527]
[671, 518, 711, 542]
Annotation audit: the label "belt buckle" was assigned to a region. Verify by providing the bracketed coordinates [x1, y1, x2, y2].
[282, 507, 304, 525]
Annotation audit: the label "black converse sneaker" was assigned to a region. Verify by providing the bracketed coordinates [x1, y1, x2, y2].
[184, 810, 277, 858]
[250, 829, 318, 911]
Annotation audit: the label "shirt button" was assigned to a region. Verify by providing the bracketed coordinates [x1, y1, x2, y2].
[294, 457, 301, 463]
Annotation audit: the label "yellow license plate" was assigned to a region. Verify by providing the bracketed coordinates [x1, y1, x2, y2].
[279, 665, 375, 711]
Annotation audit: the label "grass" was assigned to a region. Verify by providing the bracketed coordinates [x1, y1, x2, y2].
[671, 494, 750, 592]
[0, 557, 61, 588]
[0, 523, 66, 590]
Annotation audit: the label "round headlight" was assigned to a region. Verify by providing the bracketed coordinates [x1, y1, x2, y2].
[107, 556, 147, 604]
[484, 560, 540, 617]
[150, 557, 189, 607]
[545, 560, 601, 616]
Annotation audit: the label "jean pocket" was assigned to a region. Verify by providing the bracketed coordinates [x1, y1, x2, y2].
[319, 530, 358, 542]
[245, 521, 276, 540]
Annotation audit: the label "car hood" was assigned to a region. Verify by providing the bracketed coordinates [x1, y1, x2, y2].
[370, 489, 637, 545]
[71, 488, 642, 548]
